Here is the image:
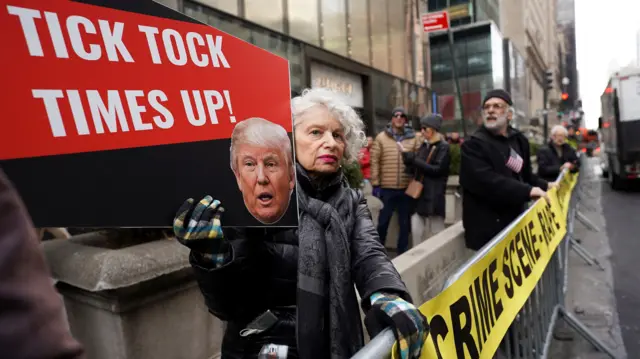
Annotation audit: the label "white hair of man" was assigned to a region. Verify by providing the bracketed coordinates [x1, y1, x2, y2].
[291, 88, 367, 162]
[229, 117, 293, 173]
[550, 125, 568, 137]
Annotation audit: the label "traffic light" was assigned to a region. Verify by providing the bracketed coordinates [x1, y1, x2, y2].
[561, 93, 569, 100]
[545, 70, 554, 90]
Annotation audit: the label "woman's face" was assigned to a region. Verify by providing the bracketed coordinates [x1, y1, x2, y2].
[294, 106, 346, 174]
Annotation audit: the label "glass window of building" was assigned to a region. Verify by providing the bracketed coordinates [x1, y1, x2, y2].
[370, 0, 389, 72]
[428, 0, 471, 11]
[388, 0, 405, 78]
[321, 0, 347, 56]
[183, 1, 251, 41]
[288, 0, 320, 45]
[348, 0, 370, 65]
[244, 0, 284, 32]
[189, 0, 238, 16]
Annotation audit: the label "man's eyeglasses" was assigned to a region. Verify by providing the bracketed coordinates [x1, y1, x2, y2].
[393, 113, 406, 118]
[482, 103, 508, 111]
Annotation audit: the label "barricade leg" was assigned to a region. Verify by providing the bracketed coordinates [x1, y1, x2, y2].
[577, 210, 601, 232]
[557, 306, 621, 359]
[570, 237, 605, 271]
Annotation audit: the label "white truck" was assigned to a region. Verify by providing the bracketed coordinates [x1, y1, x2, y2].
[600, 66, 640, 189]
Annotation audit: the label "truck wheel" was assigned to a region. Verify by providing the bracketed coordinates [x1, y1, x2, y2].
[608, 169, 624, 190]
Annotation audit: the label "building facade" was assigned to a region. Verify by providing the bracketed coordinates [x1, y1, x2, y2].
[154, 0, 432, 135]
[500, 0, 565, 136]
[429, 22, 504, 133]
[557, 0, 579, 109]
[427, 0, 500, 28]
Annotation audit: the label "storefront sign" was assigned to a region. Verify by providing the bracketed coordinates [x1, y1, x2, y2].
[422, 11, 450, 33]
[310, 62, 364, 108]
[0, 0, 296, 228]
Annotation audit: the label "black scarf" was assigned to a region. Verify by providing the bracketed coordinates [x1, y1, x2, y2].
[295, 164, 364, 358]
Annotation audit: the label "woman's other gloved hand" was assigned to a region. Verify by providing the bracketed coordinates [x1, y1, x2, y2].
[173, 195, 229, 267]
[365, 292, 429, 359]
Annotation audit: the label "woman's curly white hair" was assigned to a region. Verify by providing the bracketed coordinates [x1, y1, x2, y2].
[291, 88, 367, 163]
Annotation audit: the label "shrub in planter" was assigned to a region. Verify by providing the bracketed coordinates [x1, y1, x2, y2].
[529, 141, 541, 157]
[449, 144, 461, 176]
[342, 160, 364, 188]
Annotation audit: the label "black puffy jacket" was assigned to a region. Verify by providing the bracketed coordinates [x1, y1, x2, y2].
[536, 142, 579, 182]
[403, 138, 450, 217]
[460, 126, 548, 251]
[189, 168, 411, 358]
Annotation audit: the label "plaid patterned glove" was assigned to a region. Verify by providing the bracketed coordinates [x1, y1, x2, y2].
[173, 196, 229, 267]
[365, 293, 429, 359]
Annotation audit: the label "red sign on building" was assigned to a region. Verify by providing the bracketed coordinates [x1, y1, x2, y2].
[422, 11, 450, 33]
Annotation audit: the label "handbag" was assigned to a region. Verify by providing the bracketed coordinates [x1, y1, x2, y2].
[405, 145, 436, 199]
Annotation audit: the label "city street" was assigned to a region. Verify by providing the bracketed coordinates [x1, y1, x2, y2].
[602, 172, 640, 356]
[549, 159, 627, 359]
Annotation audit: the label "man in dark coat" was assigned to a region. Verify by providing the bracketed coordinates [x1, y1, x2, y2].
[460, 89, 552, 251]
[402, 114, 450, 245]
[0, 169, 85, 359]
[537, 125, 579, 182]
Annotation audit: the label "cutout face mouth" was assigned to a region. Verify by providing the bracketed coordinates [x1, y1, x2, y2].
[257, 191, 274, 205]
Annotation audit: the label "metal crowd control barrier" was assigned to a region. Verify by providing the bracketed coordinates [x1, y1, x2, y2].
[352, 156, 620, 359]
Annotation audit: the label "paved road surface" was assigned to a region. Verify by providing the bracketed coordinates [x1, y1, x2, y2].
[602, 173, 640, 356]
[549, 158, 626, 358]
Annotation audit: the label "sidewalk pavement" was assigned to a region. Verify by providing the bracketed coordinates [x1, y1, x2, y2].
[549, 162, 627, 359]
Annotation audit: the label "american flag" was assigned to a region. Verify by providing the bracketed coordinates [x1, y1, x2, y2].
[506, 148, 524, 173]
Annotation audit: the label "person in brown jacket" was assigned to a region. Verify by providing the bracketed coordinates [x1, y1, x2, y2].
[0, 169, 85, 359]
[370, 107, 422, 254]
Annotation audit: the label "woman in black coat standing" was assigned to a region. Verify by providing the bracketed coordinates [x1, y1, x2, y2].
[402, 114, 450, 245]
[172, 88, 428, 359]
[537, 125, 579, 182]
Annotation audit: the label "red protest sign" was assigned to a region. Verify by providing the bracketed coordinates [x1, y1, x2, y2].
[0, 0, 291, 160]
[422, 11, 450, 33]
[0, 0, 296, 228]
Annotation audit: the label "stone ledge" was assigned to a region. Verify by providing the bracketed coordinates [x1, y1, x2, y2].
[42, 233, 190, 292]
[391, 222, 473, 304]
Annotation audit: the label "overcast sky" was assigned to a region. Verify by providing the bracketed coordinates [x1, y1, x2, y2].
[575, 0, 640, 128]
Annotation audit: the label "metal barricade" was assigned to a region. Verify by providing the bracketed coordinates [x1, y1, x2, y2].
[352, 156, 620, 359]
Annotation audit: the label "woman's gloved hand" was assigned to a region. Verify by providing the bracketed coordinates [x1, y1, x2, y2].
[173, 195, 229, 267]
[365, 292, 429, 359]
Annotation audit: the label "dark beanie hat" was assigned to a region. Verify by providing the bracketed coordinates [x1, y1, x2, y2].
[420, 114, 443, 131]
[392, 107, 407, 116]
[482, 89, 513, 106]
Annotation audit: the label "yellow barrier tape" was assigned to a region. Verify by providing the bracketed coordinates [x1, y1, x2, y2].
[392, 172, 578, 359]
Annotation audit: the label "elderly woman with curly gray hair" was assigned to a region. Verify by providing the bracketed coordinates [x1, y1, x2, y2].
[172, 88, 428, 359]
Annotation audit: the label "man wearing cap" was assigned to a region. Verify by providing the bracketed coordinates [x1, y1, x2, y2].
[460, 89, 551, 251]
[371, 107, 422, 254]
[402, 114, 450, 245]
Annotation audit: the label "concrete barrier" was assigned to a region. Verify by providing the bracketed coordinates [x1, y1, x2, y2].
[44, 222, 471, 359]
[390, 221, 473, 305]
[381, 176, 462, 252]
[42, 232, 223, 359]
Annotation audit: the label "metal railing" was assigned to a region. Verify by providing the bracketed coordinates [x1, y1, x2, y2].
[352, 156, 621, 359]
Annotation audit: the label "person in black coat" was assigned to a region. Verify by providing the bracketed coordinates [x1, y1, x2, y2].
[172, 88, 428, 359]
[536, 125, 579, 182]
[460, 89, 554, 251]
[402, 114, 450, 245]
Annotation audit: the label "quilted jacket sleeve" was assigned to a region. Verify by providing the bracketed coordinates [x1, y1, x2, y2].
[349, 189, 413, 311]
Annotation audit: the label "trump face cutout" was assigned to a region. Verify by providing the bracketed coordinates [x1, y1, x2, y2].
[230, 118, 294, 225]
